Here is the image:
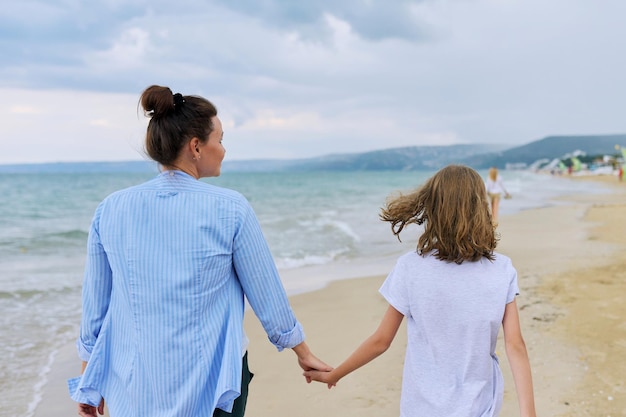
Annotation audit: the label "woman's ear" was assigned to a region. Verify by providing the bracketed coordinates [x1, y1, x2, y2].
[188, 137, 201, 154]
[188, 137, 203, 161]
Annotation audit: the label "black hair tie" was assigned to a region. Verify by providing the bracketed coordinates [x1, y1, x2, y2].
[173, 93, 185, 108]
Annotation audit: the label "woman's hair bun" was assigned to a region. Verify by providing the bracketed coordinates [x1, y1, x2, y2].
[140, 85, 176, 118]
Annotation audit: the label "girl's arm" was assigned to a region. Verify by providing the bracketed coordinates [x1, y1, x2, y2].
[304, 305, 404, 387]
[502, 300, 537, 417]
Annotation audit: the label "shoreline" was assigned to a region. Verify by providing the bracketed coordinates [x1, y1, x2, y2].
[34, 174, 626, 417]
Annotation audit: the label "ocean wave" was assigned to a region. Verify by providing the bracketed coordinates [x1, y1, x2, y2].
[24, 348, 56, 417]
[274, 246, 353, 270]
[323, 219, 362, 242]
[275, 254, 336, 270]
[0, 282, 80, 417]
[0, 229, 89, 256]
[47, 229, 89, 239]
[0, 285, 79, 300]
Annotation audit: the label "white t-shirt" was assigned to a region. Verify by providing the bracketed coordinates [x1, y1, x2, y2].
[380, 251, 518, 417]
[485, 176, 507, 195]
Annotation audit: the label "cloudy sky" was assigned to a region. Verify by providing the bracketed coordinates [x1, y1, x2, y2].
[1, 0, 625, 164]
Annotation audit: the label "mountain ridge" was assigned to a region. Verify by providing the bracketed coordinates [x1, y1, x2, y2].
[1, 134, 624, 173]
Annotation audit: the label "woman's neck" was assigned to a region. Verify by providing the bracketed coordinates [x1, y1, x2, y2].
[162, 163, 198, 179]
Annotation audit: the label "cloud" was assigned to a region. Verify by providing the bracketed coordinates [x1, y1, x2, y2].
[238, 110, 321, 130]
[0, 88, 145, 164]
[1, 0, 626, 164]
[9, 105, 41, 115]
[88, 27, 152, 68]
[212, 0, 430, 42]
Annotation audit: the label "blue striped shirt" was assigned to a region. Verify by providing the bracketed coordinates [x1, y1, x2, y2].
[68, 170, 305, 415]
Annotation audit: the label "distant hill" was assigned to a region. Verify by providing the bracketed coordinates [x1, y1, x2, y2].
[227, 135, 625, 171]
[460, 134, 626, 168]
[227, 144, 504, 172]
[1, 134, 624, 173]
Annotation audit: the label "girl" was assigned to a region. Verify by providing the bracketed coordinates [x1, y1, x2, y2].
[304, 165, 536, 417]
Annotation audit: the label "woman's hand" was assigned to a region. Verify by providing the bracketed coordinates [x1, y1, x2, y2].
[78, 399, 104, 417]
[291, 341, 333, 382]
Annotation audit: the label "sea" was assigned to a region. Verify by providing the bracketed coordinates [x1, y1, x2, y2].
[0, 166, 611, 417]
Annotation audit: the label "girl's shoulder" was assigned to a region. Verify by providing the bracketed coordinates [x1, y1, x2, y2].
[397, 250, 423, 262]
[486, 252, 517, 275]
[395, 250, 438, 268]
[395, 250, 515, 269]
[492, 251, 513, 264]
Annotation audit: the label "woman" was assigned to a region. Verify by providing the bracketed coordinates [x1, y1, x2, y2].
[485, 167, 510, 223]
[68, 85, 330, 417]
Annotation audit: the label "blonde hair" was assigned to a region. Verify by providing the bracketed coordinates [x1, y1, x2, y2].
[380, 165, 497, 263]
[488, 167, 498, 182]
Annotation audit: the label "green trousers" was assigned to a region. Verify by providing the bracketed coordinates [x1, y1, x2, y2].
[213, 352, 254, 417]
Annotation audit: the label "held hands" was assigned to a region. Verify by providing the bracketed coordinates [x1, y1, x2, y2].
[302, 306, 405, 390]
[303, 369, 339, 389]
[291, 342, 333, 384]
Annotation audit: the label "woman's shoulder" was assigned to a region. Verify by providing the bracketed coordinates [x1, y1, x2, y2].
[101, 175, 249, 207]
[195, 181, 246, 201]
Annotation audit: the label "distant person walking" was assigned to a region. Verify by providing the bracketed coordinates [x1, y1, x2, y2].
[486, 167, 510, 223]
[304, 165, 537, 417]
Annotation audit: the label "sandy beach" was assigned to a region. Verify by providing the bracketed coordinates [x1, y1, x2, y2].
[37, 174, 626, 417]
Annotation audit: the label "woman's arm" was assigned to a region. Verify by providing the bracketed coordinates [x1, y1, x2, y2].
[304, 305, 404, 387]
[77, 362, 105, 417]
[232, 202, 331, 371]
[74, 205, 111, 416]
[503, 300, 537, 417]
[78, 204, 113, 361]
[232, 203, 305, 349]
